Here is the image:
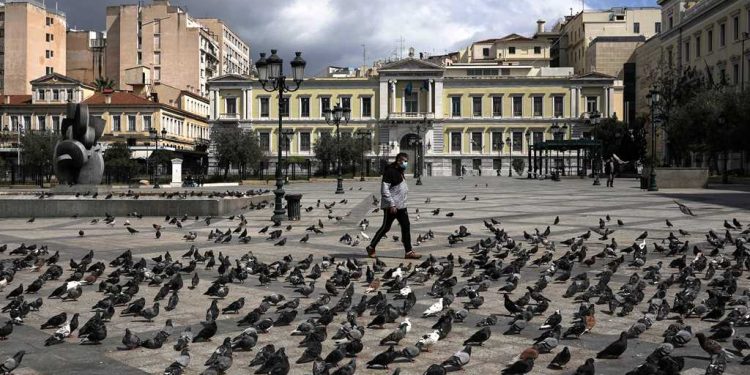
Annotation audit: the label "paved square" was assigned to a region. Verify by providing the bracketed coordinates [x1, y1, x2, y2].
[0, 176, 749, 375]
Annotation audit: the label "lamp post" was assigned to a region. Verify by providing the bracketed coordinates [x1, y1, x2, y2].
[506, 136, 512, 177]
[255, 50, 306, 222]
[589, 112, 602, 186]
[413, 116, 428, 185]
[646, 89, 659, 191]
[356, 129, 371, 182]
[324, 105, 350, 194]
[281, 129, 294, 183]
[525, 130, 532, 179]
[742, 32, 749, 92]
[149, 127, 167, 188]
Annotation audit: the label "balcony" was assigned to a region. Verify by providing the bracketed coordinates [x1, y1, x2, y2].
[218, 113, 240, 120]
[388, 112, 435, 120]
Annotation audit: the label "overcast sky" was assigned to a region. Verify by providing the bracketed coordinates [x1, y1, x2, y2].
[58, 0, 658, 75]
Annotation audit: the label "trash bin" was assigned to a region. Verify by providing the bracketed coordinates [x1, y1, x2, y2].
[640, 176, 648, 190]
[285, 194, 303, 221]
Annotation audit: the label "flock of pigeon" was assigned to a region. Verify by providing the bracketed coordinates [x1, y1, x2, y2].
[0, 188, 749, 375]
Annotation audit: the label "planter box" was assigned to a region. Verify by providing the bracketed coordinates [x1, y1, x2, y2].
[645, 167, 709, 189]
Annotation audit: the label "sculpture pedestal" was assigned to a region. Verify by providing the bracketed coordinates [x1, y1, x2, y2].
[170, 158, 183, 187]
[52, 184, 113, 194]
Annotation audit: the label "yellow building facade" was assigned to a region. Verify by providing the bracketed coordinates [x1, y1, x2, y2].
[208, 58, 622, 177]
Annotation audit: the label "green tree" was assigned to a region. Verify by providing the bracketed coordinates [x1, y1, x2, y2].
[21, 131, 56, 185]
[313, 132, 361, 176]
[104, 141, 138, 183]
[211, 127, 263, 179]
[93, 77, 115, 91]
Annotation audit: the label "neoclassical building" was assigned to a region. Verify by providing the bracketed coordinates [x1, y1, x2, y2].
[208, 45, 623, 177]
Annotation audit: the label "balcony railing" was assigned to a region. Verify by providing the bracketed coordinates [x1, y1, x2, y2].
[388, 112, 435, 119]
[218, 113, 240, 120]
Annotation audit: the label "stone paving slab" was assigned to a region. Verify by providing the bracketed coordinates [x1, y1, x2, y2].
[0, 176, 748, 374]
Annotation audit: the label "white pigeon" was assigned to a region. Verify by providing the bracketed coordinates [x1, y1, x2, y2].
[417, 330, 440, 352]
[638, 239, 647, 251]
[399, 318, 412, 333]
[54, 322, 71, 339]
[392, 267, 403, 279]
[66, 281, 82, 291]
[399, 286, 412, 297]
[422, 298, 444, 317]
[360, 231, 370, 240]
[0, 278, 7, 292]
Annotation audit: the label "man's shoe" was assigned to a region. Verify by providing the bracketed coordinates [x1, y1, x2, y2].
[366, 246, 376, 258]
[404, 251, 422, 259]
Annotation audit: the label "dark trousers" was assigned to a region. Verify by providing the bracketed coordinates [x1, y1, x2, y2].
[369, 208, 412, 253]
[607, 173, 614, 187]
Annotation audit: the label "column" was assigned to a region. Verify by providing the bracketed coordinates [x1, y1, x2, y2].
[608, 86, 615, 117]
[602, 86, 609, 117]
[434, 80, 444, 119]
[427, 79, 433, 114]
[211, 90, 218, 119]
[379, 80, 388, 120]
[570, 87, 578, 118]
[390, 80, 397, 115]
[246, 88, 253, 122]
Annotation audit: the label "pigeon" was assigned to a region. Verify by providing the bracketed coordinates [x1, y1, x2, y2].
[441, 345, 472, 370]
[547, 346, 571, 369]
[674, 201, 696, 216]
[501, 358, 534, 374]
[0, 351, 25, 374]
[596, 331, 628, 359]
[463, 327, 491, 346]
[573, 358, 595, 375]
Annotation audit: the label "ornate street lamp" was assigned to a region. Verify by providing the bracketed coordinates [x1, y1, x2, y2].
[590, 112, 602, 186]
[324, 104, 350, 194]
[150, 127, 167, 188]
[281, 129, 294, 183]
[506, 136, 512, 177]
[493, 138, 504, 177]
[525, 130, 532, 179]
[256, 50, 306, 222]
[355, 129, 371, 182]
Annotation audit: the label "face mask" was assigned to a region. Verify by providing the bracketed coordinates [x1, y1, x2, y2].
[400, 161, 408, 169]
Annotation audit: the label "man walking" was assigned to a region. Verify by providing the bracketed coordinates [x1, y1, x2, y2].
[605, 157, 615, 187]
[366, 152, 422, 259]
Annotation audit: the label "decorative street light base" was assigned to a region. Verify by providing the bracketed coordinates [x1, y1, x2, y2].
[360, 175, 366, 182]
[648, 172, 658, 191]
[272, 182, 286, 224]
[416, 176, 423, 185]
[593, 174, 601, 185]
[335, 178, 345, 194]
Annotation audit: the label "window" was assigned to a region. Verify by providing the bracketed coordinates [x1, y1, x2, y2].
[684, 41, 690, 61]
[532, 96, 543, 117]
[471, 132, 482, 152]
[320, 97, 331, 115]
[226, 97, 237, 115]
[733, 16, 739, 40]
[633, 22, 640, 34]
[259, 132, 270, 151]
[655, 22, 662, 34]
[154, 52, 161, 65]
[46, 16, 53, 26]
[38, 90, 46, 100]
[45, 33, 54, 42]
[733, 64, 740, 84]
[340, 96, 351, 110]
[128, 115, 136, 131]
[482, 47, 490, 57]
[553, 96, 564, 117]
[153, 67, 161, 81]
[534, 46, 541, 54]
[45, 50, 54, 58]
[472, 96, 482, 117]
[53, 89, 59, 100]
[260, 97, 270, 117]
[451, 96, 461, 117]
[708, 29, 714, 52]
[720, 23, 726, 46]
[491, 132, 504, 151]
[52, 116, 60, 133]
[449, 131, 463, 152]
[280, 97, 290, 117]
[361, 97, 372, 117]
[10, 116, 18, 132]
[668, 15, 673, 30]
[404, 92, 418, 113]
[492, 96, 502, 117]
[300, 97, 310, 118]
[38, 116, 46, 131]
[46, 67, 54, 75]
[533, 131, 544, 146]
[720, 68, 726, 83]
[300, 132, 311, 152]
[137, 51, 143, 65]
[696, 36, 701, 57]
[508, 47, 516, 54]
[512, 96, 523, 117]
[112, 116, 121, 132]
[22, 116, 31, 131]
[512, 131, 522, 152]
[66, 89, 73, 101]
[143, 115, 152, 131]
[154, 19, 161, 34]
[586, 96, 598, 113]
[154, 35, 161, 49]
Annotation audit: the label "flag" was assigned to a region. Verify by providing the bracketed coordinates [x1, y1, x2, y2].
[405, 82, 413, 96]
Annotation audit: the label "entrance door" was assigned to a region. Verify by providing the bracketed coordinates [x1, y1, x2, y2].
[452, 159, 462, 176]
[399, 133, 418, 175]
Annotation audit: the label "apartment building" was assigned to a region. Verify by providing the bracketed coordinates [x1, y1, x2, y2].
[105, 0, 219, 98]
[66, 29, 106, 85]
[198, 18, 251, 76]
[0, 0, 67, 95]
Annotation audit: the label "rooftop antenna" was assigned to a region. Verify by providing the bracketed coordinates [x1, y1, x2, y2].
[399, 36, 405, 59]
[362, 44, 366, 67]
